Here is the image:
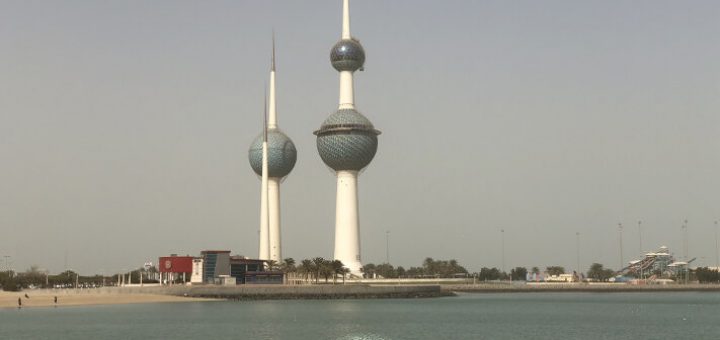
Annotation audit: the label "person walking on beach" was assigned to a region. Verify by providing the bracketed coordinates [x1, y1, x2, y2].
[54, 296, 58, 307]
[17, 297, 22, 309]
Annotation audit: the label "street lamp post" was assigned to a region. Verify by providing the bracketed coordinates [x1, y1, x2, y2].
[681, 220, 689, 284]
[385, 230, 390, 264]
[683, 220, 689, 261]
[714, 221, 718, 272]
[500, 229, 505, 275]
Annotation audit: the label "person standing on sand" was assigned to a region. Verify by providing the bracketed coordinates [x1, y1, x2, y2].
[54, 296, 58, 307]
[18, 297, 22, 309]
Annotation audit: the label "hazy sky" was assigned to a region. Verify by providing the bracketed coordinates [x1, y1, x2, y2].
[1, 0, 719, 275]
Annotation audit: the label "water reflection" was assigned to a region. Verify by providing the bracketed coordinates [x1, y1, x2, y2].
[337, 333, 388, 340]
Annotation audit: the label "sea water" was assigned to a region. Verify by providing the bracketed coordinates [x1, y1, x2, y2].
[1, 292, 719, 339]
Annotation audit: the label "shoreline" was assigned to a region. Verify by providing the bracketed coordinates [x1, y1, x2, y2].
[0, 289, 217, 309]
[4, 283, 719, 308]
[443, 283, 720, 293]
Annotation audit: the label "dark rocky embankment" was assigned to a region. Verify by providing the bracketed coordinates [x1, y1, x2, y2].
[123, 284, 452, 300]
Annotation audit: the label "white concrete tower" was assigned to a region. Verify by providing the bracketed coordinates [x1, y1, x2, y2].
[314, 0, 380, 277]
[249, 37, 297, 262]
[259, 98, 270, 261]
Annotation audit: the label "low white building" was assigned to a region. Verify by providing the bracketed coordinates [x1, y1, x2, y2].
[545, 274, 577, 282]
[191, 258, 204, 284]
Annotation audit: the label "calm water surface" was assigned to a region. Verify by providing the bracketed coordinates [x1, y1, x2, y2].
[1, 292, 719, 339]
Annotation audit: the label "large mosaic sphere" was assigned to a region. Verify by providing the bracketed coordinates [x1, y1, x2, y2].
[330, 39, 365, 72]
[314, 108, 380, 171]
[248, 128, 297, 178]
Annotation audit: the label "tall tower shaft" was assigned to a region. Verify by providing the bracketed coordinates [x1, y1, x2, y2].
[315, 0, 380, 277]
[249, 37, 297, 263]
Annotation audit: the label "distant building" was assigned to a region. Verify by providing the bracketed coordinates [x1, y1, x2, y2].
[200, 250, 231, 284]
[191, 258, 203, 284]
[158, 254, 193, 284]
[545, 274, 577, 283]
[230, 256, 283, 284]
[627, 246, 676, 276]
[166, 250, 285, 285]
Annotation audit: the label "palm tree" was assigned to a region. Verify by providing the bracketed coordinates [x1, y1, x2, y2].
[281, 258, 296, 280]
[266, 260, 279, 271]
[299, 259, 313, 282]
[282, 258, 296, 271]
[312, 257, 326, 284]
[340, 267, 350, 284]
[330, 260, 345, 284]
[319, 260, 334, 283]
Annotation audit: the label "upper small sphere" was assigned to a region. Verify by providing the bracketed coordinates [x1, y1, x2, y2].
[330, 39, 365, 72]
[248, 129, 297, 178]
[314, 109, 380, 171]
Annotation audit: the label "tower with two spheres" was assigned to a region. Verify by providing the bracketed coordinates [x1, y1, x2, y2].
[314, 0, 380, 276]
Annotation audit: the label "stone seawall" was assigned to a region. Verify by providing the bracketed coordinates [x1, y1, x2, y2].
[100, 284, 450, 300]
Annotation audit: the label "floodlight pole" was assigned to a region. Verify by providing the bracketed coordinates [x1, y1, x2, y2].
[638, 220, 643, 280]
[618, 223, 624, 272]
[501, 229, 505, 275]
[714, 221, 719, 274]
[576, 232, 581, 275]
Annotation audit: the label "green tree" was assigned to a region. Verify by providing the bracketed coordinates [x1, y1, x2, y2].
[423, 257, 436, 275]
[478, 267, 501, 281]
[375, 263, 397, 278]
[694, 267, 719, 283]
[298, 259, 313, 282]
[319, 259, 334, 283]
[362, 263, 377, 278]
[312, 257, 326, 283]
[339, 267, 350, 284]
[546, 266, 565, 276]
[510, 267, 528, 281]
[587, 263, 614, 281]
[330, 260, 345, 284]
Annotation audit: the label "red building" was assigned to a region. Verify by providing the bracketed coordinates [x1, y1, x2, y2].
[158, 254, 193, 284]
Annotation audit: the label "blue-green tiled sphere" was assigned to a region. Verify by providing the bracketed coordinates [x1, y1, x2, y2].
[248, 128, 297, 178]
[330, 39, 365, 72]
[314, 109, 380, 171]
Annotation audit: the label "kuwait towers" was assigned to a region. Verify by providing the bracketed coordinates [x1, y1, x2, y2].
[314, 0, 380, 276]
[249, 39, 297, 262]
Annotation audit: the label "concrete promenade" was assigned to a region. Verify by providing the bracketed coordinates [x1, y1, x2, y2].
[444, 282, 720, 293]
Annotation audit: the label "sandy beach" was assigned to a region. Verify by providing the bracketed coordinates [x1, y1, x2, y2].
[0, 289, 217, 309]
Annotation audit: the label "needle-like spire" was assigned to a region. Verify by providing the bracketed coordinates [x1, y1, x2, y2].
[268, 33, 278, 128]
[263, 87, 268, 142]
[271, 30, 276, 72]
[342, 0, 351, 40]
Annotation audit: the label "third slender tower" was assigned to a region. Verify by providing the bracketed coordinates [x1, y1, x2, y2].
[314, 0, 380, 276]
[249, 39, 297, 262]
